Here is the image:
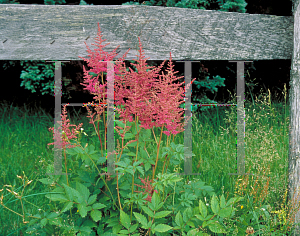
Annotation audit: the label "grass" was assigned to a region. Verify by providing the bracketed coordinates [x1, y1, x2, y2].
[0, 83, 297, 235]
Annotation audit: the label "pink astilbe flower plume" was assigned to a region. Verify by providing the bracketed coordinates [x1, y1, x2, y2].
[48, 105, 83, 149]
[150, 53, 196, 136]
[79, 22, 131, 119]
[79, 22, 128, 94]
[134, 176, 158, 204]
[112, 37, 168, 126]
[113, 41, 196, 136]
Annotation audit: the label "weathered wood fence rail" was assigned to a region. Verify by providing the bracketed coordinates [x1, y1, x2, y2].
[0, 4, 294, 60]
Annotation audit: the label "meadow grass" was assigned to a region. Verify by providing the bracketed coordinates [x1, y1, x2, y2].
[0, 84, 296, 235]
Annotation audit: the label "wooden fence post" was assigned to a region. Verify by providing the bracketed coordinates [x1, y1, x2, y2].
[288, 0, 300, 234]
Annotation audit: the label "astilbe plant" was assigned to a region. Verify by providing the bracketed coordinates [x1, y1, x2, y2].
[48, 105, 83, 186]
[22, 23, 252, 236]
[78, 23, 195, 218]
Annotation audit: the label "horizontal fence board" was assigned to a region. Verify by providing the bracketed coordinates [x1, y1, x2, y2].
[0, 4, 293, 61]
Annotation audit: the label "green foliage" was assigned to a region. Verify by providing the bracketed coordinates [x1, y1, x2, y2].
[43, 0, 92, 4]
[122, 0, 247, 13]
[174, 0, 214, 9]
[19, 61, 56, 96]
[0, 0, 19, 3]
[25, 149, 245, 235]
[24, 134, 246, 235]
[173, 0, 247, 11]
[79, 0, 93, 5]
[217, 0, 247, 13]
[18, 60, 77, 99]
[22, 104, 251, 235]
[44, 0, 66, 4]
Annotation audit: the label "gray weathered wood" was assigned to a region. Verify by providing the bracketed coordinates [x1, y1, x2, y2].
[0, 4, 293, 61]
[289, 0, 300, 234]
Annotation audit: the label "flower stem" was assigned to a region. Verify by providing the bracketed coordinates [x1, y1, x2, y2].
[98, 122, 104, 157]
[115, 119, 130, 212]
[63, 148, 69, 186]
[97, 118, 103, 156]
[63, 147, 72, 218]
[151, 127, 158, 146]
[161, 134, 171, 176]
[152, 123, 165, 183]
[116, 168, 123, 211]
[130, 113, 141, 222]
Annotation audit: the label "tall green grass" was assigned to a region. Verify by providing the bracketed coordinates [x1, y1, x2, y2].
[0, 84, 293, 235]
